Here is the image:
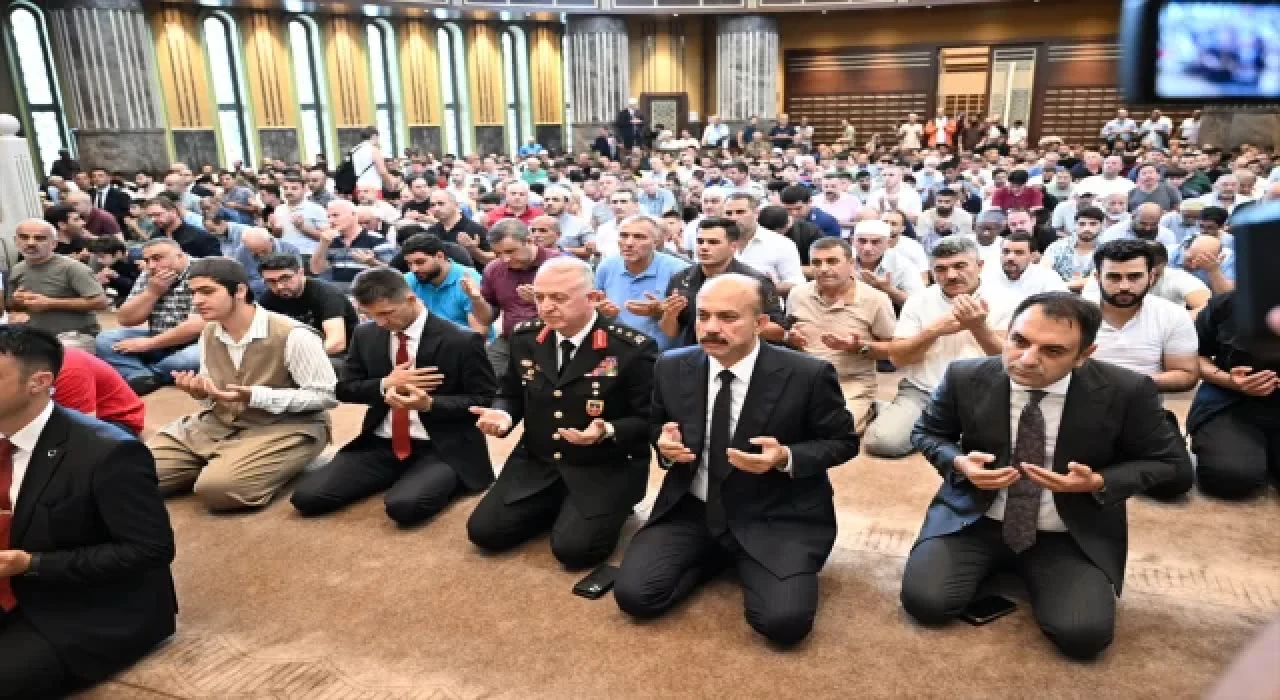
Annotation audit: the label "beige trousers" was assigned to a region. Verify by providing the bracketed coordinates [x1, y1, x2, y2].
[840, 377, 878, 436]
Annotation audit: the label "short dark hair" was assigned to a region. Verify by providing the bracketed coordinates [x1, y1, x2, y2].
[350, 267, 411, 306]
[86, 237, 127, 255]
[810, 236, 853, 260]
[401, 233, 445, 258]
[360, 126, 379, 141]
[1008, 170, 1030, 186]
[779, 185, 813, 205]
[188, 258, 254, 303]
[1075, 206, 1106, 223]
[1094, 238, 1156, 273]
[0, 324, 64, 377]
[44, 204, 78, 229]
[1010, 292, 1103, 350]
[757, 205, 789, 232]
[1200, 205, 1229, 226]
[697, 216, 742, 242]
[1003, 231, 1036, 249]
[257, 254, 303, 273]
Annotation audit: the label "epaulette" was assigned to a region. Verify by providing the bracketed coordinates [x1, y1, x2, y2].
[512, 318, 545, 335]
[605, 323, 648, 347]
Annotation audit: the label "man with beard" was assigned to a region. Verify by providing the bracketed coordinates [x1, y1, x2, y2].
[863, 235, 1013, 458]
[916, 187, 973, 252]
[1088, 240, 1198, 498]
[421, 190, 492, 269]
[971, 209, 1005, 268]
[1083, 241, 1210, 313]
[400, 233, 491, 338]
[1042, 206, 1105, 292]
[259, 255, 358, 365]
[981, 232, 1067, 303]
[1098, 203, 1178, 253]
[851, 219, 924, 308]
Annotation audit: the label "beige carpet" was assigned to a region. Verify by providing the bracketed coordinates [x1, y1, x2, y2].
[74, 381, 1279, 700]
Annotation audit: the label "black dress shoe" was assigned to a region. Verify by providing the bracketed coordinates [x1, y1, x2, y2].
[127, 375, 161, 397]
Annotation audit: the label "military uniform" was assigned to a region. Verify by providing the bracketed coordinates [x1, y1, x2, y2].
[466, 313, 658, 569]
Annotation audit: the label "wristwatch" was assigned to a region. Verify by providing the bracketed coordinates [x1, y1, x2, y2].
[858, 342, 873, 355]
[601, 422, 616, 442]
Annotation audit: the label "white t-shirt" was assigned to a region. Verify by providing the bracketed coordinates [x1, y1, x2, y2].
[594, 220, 621, 258]
[1078, 174, 1135, 199]
[891, 235, 930, 272]
[898, 123, 923, 150]
[737, 228, 805, 286]
[1081, 267, 1208, 308]
[351, 141, 383, 189]
[866, 186, 923, 220]
[980, 263, 1069, 303]
[894, 282, 1014, 392]
[1091, 295, 1198, 378]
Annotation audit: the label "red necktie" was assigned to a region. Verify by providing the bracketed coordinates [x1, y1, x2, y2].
[0, 438, 17, 611]
[392, 332, 412, 461]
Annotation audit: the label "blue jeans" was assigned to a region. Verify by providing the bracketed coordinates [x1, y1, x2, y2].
[95, 327, 201, 383]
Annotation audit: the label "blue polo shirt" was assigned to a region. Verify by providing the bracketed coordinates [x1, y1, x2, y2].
[595, 252, 690, 351]
[405, 263, 494, 339]
[807, 207, 842, 237]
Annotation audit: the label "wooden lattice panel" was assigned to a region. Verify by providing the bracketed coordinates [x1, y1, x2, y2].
[1040, 87, 1200, 148]
[787, 92, 930, 150]
[942, 94, 987, 119]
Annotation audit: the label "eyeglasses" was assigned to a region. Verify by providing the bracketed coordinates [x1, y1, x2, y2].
[530, 227, 551, 233]
[610, 199, 630, 204]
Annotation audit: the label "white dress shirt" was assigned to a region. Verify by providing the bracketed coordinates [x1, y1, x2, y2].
[6, 400, 55, 509]
[199, 305, 338, 414]
[377, 307, 430, 440]
[736, 227, 805, 286]
[692, 340, 762, 501]
[985, 374, 1070, 532]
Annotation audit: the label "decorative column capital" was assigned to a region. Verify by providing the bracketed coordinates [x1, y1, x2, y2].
[566, 16, 628, 37]
[43, 0, 144, 9]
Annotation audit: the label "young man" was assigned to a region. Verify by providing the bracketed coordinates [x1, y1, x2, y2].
[424, 189, 493, 268]
[149, 258, 337, 512]
[400, 233, 490, 336]
[144, 197, 221, 258]
[86, 236, 139, 305]
[0, 326, 176, 698]
[982, 232, 1069, 303]
[1042, 206, 1105, 293]
[291, 268, 497, 526]
[258, 254, 358, 360]
[902, 293, 1191, 660]
[270, 173, 329, 260]
[6, 219, 108, 352]
[723, 193, 806, 295]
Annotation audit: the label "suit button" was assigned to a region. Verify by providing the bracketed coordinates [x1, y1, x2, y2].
[554, 452, 562, 460]
[553, 390, 562, 398]
[553, 432, 561, 440]
[554, 411, 563, 419]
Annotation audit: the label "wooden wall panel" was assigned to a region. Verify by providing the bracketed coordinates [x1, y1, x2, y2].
[528, 25, 563, 126]
[323, 16, 373, 127]
[627, 17, 705, 117]
[150, 7, 213, 129]
[399, 20, 440, 126]
[240, 12, 295, 128]
[785, 49, 933, 145]
[466, 24, 504, 126]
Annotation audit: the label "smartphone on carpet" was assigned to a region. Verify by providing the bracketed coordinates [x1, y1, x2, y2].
[572, 564, 618, 599]
[960, 595, 1017, 625]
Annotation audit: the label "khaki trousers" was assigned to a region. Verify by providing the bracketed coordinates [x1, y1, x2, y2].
[839, 377, 877, 436]
[150, 414, 329, 512]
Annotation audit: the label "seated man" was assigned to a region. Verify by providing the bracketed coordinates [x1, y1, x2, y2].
[148, 259, 336, 512]
[614, 274, 859, 646]
[258, 254, 358, 363]
[6, 219, 108, 353]
[901, 292, 1191, 659]
[1186, 291, 1280, 498]
[309, 199, 395, 291]
[863, 235, 1012, 458]
[86, 236, 139, 306]
[785, 237, 896, 433]
[399, 232, 492, 337]
[981, 232, 1068, 303]
[468, 257, 657, 570]
[0, 325, 176, 698]
[594, 215, 690, 352]
[54, 347, 146, 436]
[231, 226, 300, 298]
[95, 238, 203, 396]
[850, 219, 925, 308]
[291, 269, 498, 526]
[1082, 241, 1210, 313]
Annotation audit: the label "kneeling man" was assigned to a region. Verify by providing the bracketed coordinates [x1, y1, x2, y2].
[614, 274, 859, 646]
[149, 258, 337, 511]
[900, 292, 1191, 659]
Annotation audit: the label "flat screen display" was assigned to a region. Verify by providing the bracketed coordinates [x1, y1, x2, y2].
[1156, 1, 1280, 99]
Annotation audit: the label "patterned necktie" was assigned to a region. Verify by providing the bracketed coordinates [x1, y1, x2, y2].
[391, 332, 411, 461]
[1003, 390, 1047, 554]
[0, 438, 17, 611]
[705, 370, 734, 535]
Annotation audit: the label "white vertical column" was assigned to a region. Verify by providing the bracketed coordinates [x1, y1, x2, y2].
[715, 16, 779, 122]
[566, 16, 628, 151]
[0, 115, 45, 246]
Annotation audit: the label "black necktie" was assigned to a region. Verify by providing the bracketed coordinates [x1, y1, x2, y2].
[1004, 390, 1047, 553]
[558, 339, 575, 377]
[705, 369, 734, 535]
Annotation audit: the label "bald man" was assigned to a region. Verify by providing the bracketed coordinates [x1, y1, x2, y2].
[1098, 202, 1179, 253]
[66, 190, 122, 239]
[7, 219, 109, 351]
[232, 226, 301, 297]
[310, 199, 394, 290]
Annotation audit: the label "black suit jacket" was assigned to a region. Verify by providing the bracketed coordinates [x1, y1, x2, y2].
[614, 108, 646, 149]
[492, 316, 657, 518]
[910, 357, 1192, 592]
[647, 343, 860, 579]
[92, 187, 132, 224]
[337, 312, 498, 491]
[12, 406, 177, 681]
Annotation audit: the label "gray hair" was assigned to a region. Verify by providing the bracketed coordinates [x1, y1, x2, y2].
[543, 185, 572, 200]
[141, 236, 183, 252]
[619, 214, 662, 239]
[535, 255, 595, 290]
[487, 217, 531, 246]
[726, 191, 759, 210]
[929, 234, 981, 260]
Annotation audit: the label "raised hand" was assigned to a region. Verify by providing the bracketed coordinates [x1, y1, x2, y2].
[656, 421, 696, 463]
[726, 436, 789, 474]
[470, 405, 513, 437]
[171, 370, 209, 400]
[385, 384, 432, 412]
[385, 361, 444, 393]
[1022, 461, 1105, 493]
[952, 294, 990, 331]
[953, 451, 1019, 490]
[821, 331, 862, 352]
[1229, 367, 1279, 397]
[559, 418, 607, 445]
[624, 291, 663, 318]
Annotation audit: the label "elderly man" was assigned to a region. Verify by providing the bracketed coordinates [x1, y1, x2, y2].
[310, 199, 394, 290]
[851, 219, 925, 307]
[541, 185, 592, 258]
[594, 215, 690, 352]
[7, 219, 109, 352]
[232, 227, 301, 297]
[484, 181, 544, 227]
[637, 175, 679, 217]
[1197, 173, 1250, 213]
[702, 115, 730, 149]
[469, 219, 563, 379]
[65, 190, 122, 239]
[971, 209, 1006, 267]
[1162, 199, 1205, 242]
[1098, 202, 1179, 253]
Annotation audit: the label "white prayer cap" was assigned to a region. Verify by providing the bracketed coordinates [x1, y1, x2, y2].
[854, 219, 891, 238]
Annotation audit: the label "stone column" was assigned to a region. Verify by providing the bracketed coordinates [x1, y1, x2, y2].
[0, 115, 45, 244]
[45, 0, 170, 174]
[565, 17, 629, 155]
[714, 16, 779, 136]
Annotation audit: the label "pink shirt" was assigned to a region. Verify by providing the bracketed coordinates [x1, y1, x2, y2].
[813, 193, 860, 225]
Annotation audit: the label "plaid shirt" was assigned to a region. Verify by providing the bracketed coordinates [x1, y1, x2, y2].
[127, 264, 195, 333]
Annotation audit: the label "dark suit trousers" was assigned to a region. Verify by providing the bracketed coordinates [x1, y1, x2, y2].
[0, 609, 73, 699]
[466, 476, 629, 570]
[614, 494, 819, 647]
[290, 437, 461, 526]
[1191, 404, 1280, 499]
[900, 517, 1116, 660]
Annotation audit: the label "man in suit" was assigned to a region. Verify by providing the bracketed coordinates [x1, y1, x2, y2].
[614, 274, 860, 646]
[90, 168, 133, 226]
[0, 325, 176, 698]
[615, 98, 647, 151]
[901, 292, 1192, 659]
[467, 257, 657, 570]
[291, 268, 498, 526]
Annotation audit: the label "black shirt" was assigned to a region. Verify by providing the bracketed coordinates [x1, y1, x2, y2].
[428, 216, 490, 270]
[54, 238, 87, 257]
[664, 258, 787, 348]
[769, 124, 797, 150]
[402, 198, 432, 217]
[783, 219, 825, 266]
[260, 277, 359, 352]
[153, 224, 221, 258]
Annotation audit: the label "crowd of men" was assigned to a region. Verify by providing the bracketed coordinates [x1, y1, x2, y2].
[3, 112, 1279, 696]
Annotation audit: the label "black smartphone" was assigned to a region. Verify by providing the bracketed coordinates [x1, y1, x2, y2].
[572, 564, 618, 600]
[960, 595, 1017, 625]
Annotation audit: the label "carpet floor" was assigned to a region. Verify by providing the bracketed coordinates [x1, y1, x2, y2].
[74, 381, 1278, 700]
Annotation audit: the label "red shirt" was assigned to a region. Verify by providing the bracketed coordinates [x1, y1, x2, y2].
[85, 207, 122, 238]
[480, 246, 557, 336]
[55, 347, 146, 434]
[484, 205, 545, 228]
[991, 186, 1044, 211]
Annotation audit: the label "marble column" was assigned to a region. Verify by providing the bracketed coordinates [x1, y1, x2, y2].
[714, 16, 778, 135]
[45, 0, 170, 173]
[1199, 106, 1280, 151]
[566, 17, 629, 155]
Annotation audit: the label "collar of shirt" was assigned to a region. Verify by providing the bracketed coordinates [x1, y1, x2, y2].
[556, 311, 598, 349]
[707, 337, 762, 387]
[1010, 371, 1072, 397]
[214, 304, 272, 348]
[401, 305, 429, 342]
[6, 400, 55, 458]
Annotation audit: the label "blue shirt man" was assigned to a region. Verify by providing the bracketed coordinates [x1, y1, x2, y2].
[595, 248, 689, 351]
[401, 234, 495, 340]
[781, 184, 842, 238]
[637, 185, 679, 217]
[807, 208, 842, 238]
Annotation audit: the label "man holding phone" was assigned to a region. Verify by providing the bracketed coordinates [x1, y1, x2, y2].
[901, 292, 1191, 659]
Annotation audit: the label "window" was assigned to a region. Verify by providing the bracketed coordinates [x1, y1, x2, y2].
[501, 26, 533, 157]
[366, 21, 402, 156]
[436, 23, 471, 155]
[5, 3, 70, 175]
[288, 18, 331, 164]
[203, 13, 254, 167]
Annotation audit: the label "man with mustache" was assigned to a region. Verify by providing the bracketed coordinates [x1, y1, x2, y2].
[982, 232, 1068, 303]
[1098, 202, 1178, 254]
[615, 273, 859, 646]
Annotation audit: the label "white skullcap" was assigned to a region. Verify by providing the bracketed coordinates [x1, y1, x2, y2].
[854, 220, 891, 238]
